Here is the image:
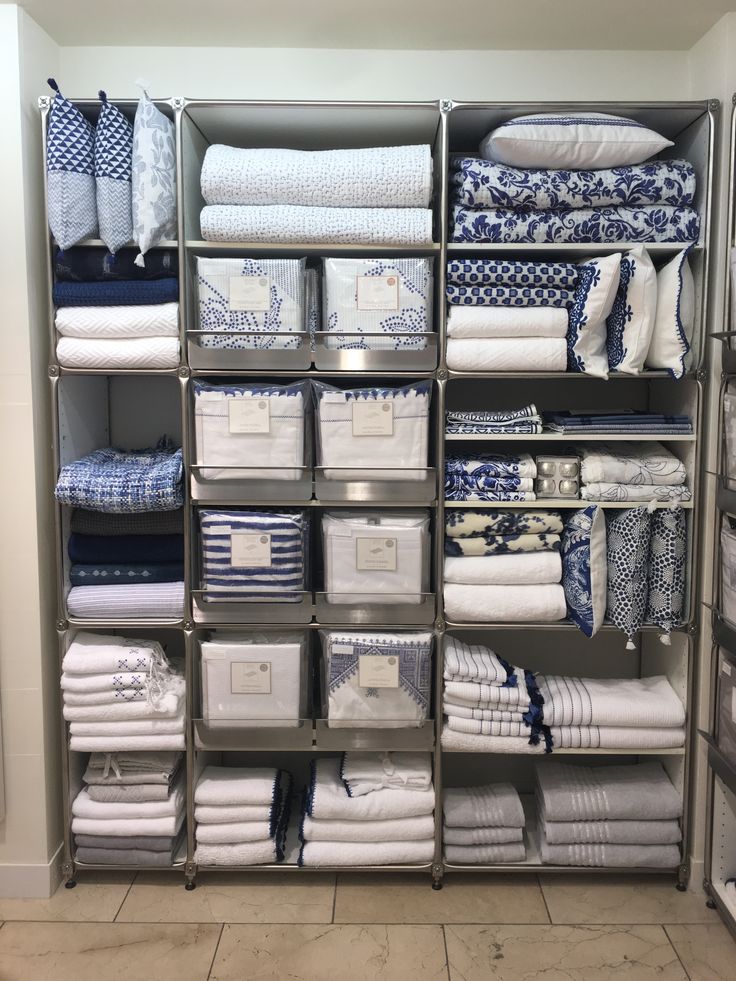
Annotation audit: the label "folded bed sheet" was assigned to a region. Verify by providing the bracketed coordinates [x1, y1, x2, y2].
[446, 337, 568, 372]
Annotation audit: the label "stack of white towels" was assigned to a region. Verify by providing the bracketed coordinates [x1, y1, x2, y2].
[299, 754, 435, 867]
[61, 632, 185, 751]
[443, 783, 526, 864]
[579, 442, 691, 503]
[199, 144, 434, 246]
[537, 761, 683, 868]
[194, 766, 291, 866]
[72, 752, 185, 866]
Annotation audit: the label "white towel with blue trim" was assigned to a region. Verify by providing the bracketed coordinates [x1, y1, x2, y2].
[62, 633, 162, 674]
[443, 637, 514, 686]
[340, 752, 433, 796]
[302, 812, 434, 842]
[307, 758, 434, 820]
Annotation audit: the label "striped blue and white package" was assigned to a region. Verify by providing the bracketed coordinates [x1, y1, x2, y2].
[199, 510, 308, 603]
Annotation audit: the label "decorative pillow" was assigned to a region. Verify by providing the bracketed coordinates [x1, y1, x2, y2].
[132, 91, 177, 267]
[605, 507, 652, 649]
[94, 91, 133, 255]
[479, 112, 674, 170]
[561, 505, 607, 637]
[646, 508, 687, 642]
[606, 244, 657, 375]
[45, 78, 97, 249]
[567, 253, 621, 378]
[645, 247, 695, 379]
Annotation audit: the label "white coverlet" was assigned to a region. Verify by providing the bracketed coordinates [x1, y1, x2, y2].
[446, 337, 568, 372]
[340, 752, 433, 796]
[444, 551, 562, 585]
[302, 813, 435, 842]
[300, 839, 434, 866]
[57, 336, 180, 369]
[443, 583, 567, 622]
[56, 303, 179, 338]
[447, 305, 568, 338]
[308, 758, 434, 821]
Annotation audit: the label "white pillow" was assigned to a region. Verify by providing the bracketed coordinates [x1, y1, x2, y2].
[479, 112, 674, 170]
[567, 253, 621, 378]
[606, 245, 658, 375]
[645, 248, 695, 379]
[132, 92, 177, 267]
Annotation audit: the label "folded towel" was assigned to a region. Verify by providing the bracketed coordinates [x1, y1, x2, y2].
[195, 822, 277, 844]
[70, 719, 184, 736]
[443, 783, 524, 829]
[195, 839, 281, 865]
[443, 826, 524, 845]
[443, 637, 514, 686]
[74, 833, 178, 850]
[54, 246, 178, 282]
[70, 733, 185, 751]
[444, 842, 526, 864]
[581, 483, 692, 502]
[194, 803, 274, 824]
[444, 583, 567, 622]
[61, 671, 150, 692]
[444, 551, 562, 585]
[445, 533, 562, 556]
[444, 705, 528, 725]
[537, 674, 685, 729]
[444, 718, 685, 750]
[299, 839, 434, 867]
[56, 303, 179, 338]
[70, 509, 184, 537]
[447, 305, 568, 339]
[444, 679, 531, 708]
[579, 443, 686, 486]
[69, 562, 184, 586]
[75, 845, 180, 866]
[83, 751, 182, 784]
[68, 534, 184, 564]
[340, 752, 433, 796]
[307, 758, 434, 821]
[72, 812, 184, 838]
[72, 779, 184, 820]
[194, 766, 282, 807]
[446, 453, 537, 481]
[541, 816, 681, 846]
[52, 279, 179, 307]
[446, 420, 543, 435]
[446, 511, 563, 538]
[63, 687, 183, 722]
[446, 337, 568, 372]
[540, 837, 680, 868]
[446, 284, 573, 308]
[66, 581, 185, 620]
[64, 688, 149, 706]
[446, 259, 579, 289]
[302, 813, 435, 842]
[86, 783, 174, 803]
[57, 336, 180, 370]
[441, 728, 544, 754]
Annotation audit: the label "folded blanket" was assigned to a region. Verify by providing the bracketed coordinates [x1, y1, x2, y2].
[57, 336, 180, 370]
[446, 408, 543, 435]
[447, 305, 568, 339]
[446, 421, 543, 435]
[194, 803, 274, 824]
[536, 761, 682, 822]
[447, 453, 536, 481]
[53, 279, 179, 307]
[445, 533, 561, 556]
[201, 143, 432, 209]
[86, 782, 173, 803]
[200, 204, 433, 246]
[444, 583, 567, 622]
[56, 303, 179, 338]
[75, 845, 180, 866]
[54, 246, 178, 282]
[541, 816, 682, 846]
[195, 839, 281, 865]
[340, 752, 433, 796]
[451, 205, 700, 244]
[449, 158, 696, 211]
[74, 833, 178, 850]
[72, 780, 184, 820]
[56, 444, 183, 513]
[446, 259, 579, 289]
[446, 285, 573, 308]
[444, 551, 562, 585]
[445, 485, 536, 504]
[579, 443, 686, 486]
[70, 509, 184, 537]
[307, 758, 434, 820]
[446, 511, 563, 538]
[299, 839, 434, 867]
[445, 842, 526, 864]
[70, 733, 185, 751]
[72, 812, 184, 837]
[66, 582, 185, 619]
[537, 674, 685, 729]
[443, 783, 524, 828]
[68, 534, 184, 564]
[70, 719, 184, 736]
[444, 718, 685, 750]
[444, 637, 513, 686]
[63, 635, 163, 676]
[580, 483, 692, 502]
[194, 766, 282, 807]
[446, 337, 568, 372]
[302, 813, 435, 842]
[443, 826, 524, 845]
[540, 837, 680, 868]
[70, 562, 184, 586]
[445, 676, 531, 708]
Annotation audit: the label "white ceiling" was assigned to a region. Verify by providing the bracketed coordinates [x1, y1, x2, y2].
[9, 0, 736, 50]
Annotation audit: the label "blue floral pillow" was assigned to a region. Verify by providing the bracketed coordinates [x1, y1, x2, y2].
[46, 78, 97, 249]
[561, 505, 607, 637]
[646, 507, 687, 641]
[567, 253, 621, 378]
[605, 507, 652, 648]
[94, 91, 133, 255]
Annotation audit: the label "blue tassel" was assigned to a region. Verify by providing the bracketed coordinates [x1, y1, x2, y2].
[47, 77, 60, 93]
[98, 89, 107, 103]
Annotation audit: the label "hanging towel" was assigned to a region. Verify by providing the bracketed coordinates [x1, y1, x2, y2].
[444, 842, 526, 864]
[446, 510, 563, 538]
[57, 336, 180, 370]
[307, 758, 434, 820]
[340, 751, 433, 796]
[302, 813, 435, 843]
[444, 583, 566, 622]
[194, 766, 283, 807]
[299, 839, 434, 867]
[581, 483, 692, 502]
[70, 509, 184, 537]
[447, 305, 569, 339]
[444, 552, 562, 585]
[444, 826, 524, 846]
[446, 337, 568, 372]
[579, 443, 686, 486]
[539, 837, 680, 868]
[53, 279, 179, 307]
[66, 582, 185, 619]
[443, 783, 524, 829]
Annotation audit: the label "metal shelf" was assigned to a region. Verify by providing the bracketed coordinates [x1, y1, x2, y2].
[444, 500, 694, 509]
[445, 433, 696, 442]
[186, 240, 440, 256]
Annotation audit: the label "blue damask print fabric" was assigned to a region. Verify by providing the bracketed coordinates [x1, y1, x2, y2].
[445, 509, 563, 538]
[645, 508, 687, 636]
[445, 533, 561, 556]
[446, 285, 573, 307]
[445, 454, 537, 502]
[446, 259, 579, 289]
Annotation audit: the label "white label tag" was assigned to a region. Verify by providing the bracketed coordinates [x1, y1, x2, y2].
[352, 400, 394, 437]
[356, 537, 397, 572]
[228, 398, 270, 434]
[229, 275, 271, 311]
[231, 533, 272, 568]
[357, 275, 400, 311]
[724, 661, 733, 677]
[359, 654, 399, 688]
[231, 661, 271, 695]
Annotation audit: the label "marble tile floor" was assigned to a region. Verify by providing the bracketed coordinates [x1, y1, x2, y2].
[0, 872, 733, 980]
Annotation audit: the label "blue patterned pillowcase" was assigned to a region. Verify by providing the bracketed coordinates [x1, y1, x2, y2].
[132, 93, 177, 266]
[94, 92, 133, 255]
[606, 245, 657, 375]
[646, 508, 687, 638]
[605, 507, 652, 648]
[46, 79, 97, 250]
[561, 505, 607, 637]
[567, 254, 621, 378]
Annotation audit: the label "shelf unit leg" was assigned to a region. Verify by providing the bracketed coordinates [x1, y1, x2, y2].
[431, 863, 444, 890]
[62, 860, 76, 889]
[676, 863, 690, 891]
[185, 861, 197, 890]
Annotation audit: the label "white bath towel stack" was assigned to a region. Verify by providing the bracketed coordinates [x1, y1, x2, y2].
[299, 755, 435, 867]
[56, 303, 180, 369]
[443, 783, 526, 864]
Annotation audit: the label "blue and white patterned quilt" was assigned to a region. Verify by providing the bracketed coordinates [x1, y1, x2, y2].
[447, 259, 579, 289]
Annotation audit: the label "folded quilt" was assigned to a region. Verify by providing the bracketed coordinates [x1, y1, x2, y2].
[444, 842, 526, 864]
[444, 637, 514, 686]
[55, 303, 179, 338]
[70, 509, 184, 537]
[446, 259, 579, 289]
[56, 444, 183, 513]
[54, 246, 178, 282]
[444, 718, 685, 750]
[302, 813, 435, 843]
[70, 733, 185, 751]
[443, 783, 524, 828]
[68, 534, 184, 564]
[443, 583, 567, 622]
[194, 766, 282, 807]
[72, 813, 184, 837]
[74, 833, 178, 850]
[299, 839, 434, 867]
[446, 510, 563, 538]
[70, 719, 184, 736]
[450, 205, 700, 244]
[340, 752, 433, 796]
[581, 483, 692, 502]
[194, 803, 274, 824]
[541, 816, 682, 846]
[447, 305, 569, 339]
[53, 279, 179, 307]
[449, 157, 696, 210]
[445, 533, 561, 557]
[446, 337, 568, 372]
[537, 674, 685, 729]
[540, 838, 680, 868]
[66, 582, 185, 619]
[307, 758, 434, 821]
[579, 442, 686, 485]
[200, 204, 434, 246]
[72, 782, 184, 820]
[57, 336, 180, 370]
[444, 826, 524, 845]
[446, 284, 573, 308]
[444, 551, 562, 585]
[195, 839, 281, 865]
[536, 761, 682, 821]
[200, 143, 433, 208]
[70, 562, 184, 586]
[75, 845, 180, 866]
[322, 632, 432, 728]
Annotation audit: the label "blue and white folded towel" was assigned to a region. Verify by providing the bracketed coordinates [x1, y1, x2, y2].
[446, 284, 573, 308]
[446, 406, 543, 435]
[444, 636, 515, 686]
[545, 412, 692, 435]
[446, 259, 579, 289]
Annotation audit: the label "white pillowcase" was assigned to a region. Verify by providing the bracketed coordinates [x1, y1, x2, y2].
[645, 248, 695, 379]
[479, 112, 673, 170]
[567, 253, 621, 378]
[606, 245, 658, 375]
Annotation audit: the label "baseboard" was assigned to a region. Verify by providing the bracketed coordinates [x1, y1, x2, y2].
[0, 842, 63, 898]
[688, 856, 705, 895]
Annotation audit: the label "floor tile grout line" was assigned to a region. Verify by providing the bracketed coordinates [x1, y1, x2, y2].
[537, 874, 553, 925]
[206, 923, 225, 981]
[662, 925, 694, 981]
[441, 924, 452, 981]
[112, 873, 137, 923]
[331, 874, 338, 924]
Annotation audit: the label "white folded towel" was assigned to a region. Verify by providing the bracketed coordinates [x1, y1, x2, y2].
[444, 679, 530, 708]
[443, 583, 567, 622]
[61, 672, 148, 693]
[442, 722, 685, 751]
[445, 842, 526, 864]
[57, 336, 180, 370]
[443, 783, 524, 829]
[340, 752, 433, 797]
[63, 689, 149, 706]
[443, 825, 524, 845]
[72, 812, 184, 838]
[443, 701, 527, 723]
[302, 813, 435, 842]
[195, 840, 279, 866]
[63, 689, 184, 722]
[62, 635, 161, 675]
[447, 305, 569, 338]
[194, 766, 282, 807]
[446, 336, 568, 372]
[308, 758, 434, 821]
[444, 551, 562, 586]
[195, 821, 276, 844]
[70, 734, 185, 752]
[72, 780, 184, 820]
[194, 803, 274, 824]
[55, 303, 179, 338]
[537, 674, 685, 729]
[299, 839, 434, 867]
[443, 636, 512, 685]
[69, 719, 184, 735]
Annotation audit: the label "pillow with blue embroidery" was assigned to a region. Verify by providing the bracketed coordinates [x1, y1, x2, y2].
[605, 507, 652, 648]
[645, 248, 695, 379]
[561, 505, 607, 637]
[479, 112, 673, 170]
[94, 91, 133, 255]
[606, 244, 657, 375]
[46, 78, 97, 249]
[567, 253, 621, 378]
[645, 507, 687, 641]
[132, 92, 177, 267]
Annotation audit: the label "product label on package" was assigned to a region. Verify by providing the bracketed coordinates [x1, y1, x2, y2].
[228, 398, 270, 434]
[352, 400, 394, 437]
[356, 274, 399, 311]
[230, 533, 272, 568]
[356, 537, 397, 571]
[231, 661, 272, 695]
[359, 654, 399, 688]
[229, 275, 271, 311]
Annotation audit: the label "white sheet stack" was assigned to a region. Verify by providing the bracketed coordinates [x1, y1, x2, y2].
[194, 766, 291, 866]
[299, 755, 435, 866]
[61, 632, 186, 751]
[443, 783, 526, 864]
[579, 442, 691, 503]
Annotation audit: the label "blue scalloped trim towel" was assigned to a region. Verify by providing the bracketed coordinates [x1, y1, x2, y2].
[53, 278, 179, 307]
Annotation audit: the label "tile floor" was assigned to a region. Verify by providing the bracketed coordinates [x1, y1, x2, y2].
[0, 872, 733, 980]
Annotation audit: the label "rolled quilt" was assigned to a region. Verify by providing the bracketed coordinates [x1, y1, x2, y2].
[445, 510, 563, 537]
[581, 483, 692, 502]
[57, 336, 180, 370]
[54, 245, 178, 282]
[446, 337, 568, 372]
[68, 533, 184, 564]
[446, 259, 579, 289]
[445, 533, 561, 557]
[56, 303, 179, 338]
[200, 143, 433, 208]
[443, 583, 567, 622]
[307, 758, 434, 821]
[70, 509, 184, 537]
[443, 636, 515, 685]
[447, 306, 569, 339]
[321, 630, 432, 728]
[540, 838, 680, 868]
[195, 257, 306, 350]
[70, 562, 183, 586]
[446, 285, 573, 308]
[449, 157, 696, 210]
[53, 279, 179, 307]
[445, 842, 526, 864]
[444, 551, 562, 585]
[200, 204, 433, 246]
[66, 582, 184, 619]
[302, 813, 435, 843]
[579, 442, 686, 485]
[542, 817, 681, 846]
[55, 443, 183, 513]
[299, 839, 434, 867]
[443, 783, 524, 828]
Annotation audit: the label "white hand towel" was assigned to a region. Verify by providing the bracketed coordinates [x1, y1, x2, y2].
[444, 551, 562, 586]
[299, 839, 434, 867]
[447, 305, 568, 338]
[195, 840, 279, 866]
[308, 758, 434, 821]
[443, 783, 524, 829]
[72, 813, 184, 837]
[72, 780, 184, 820]
[70, 733, 185, 752]
[580, 442, 686, 486]
[61, 672, 149, 692]
[302, 813, 435, 842]
[446, 336, 568, 372]
[443, 700, 527, 723]
[63, 689, 184, 722]
[443, 583, 567, 622]
[442, 721, 685, 751]
[194, 766, 282, 806]
[444, 679, 531, 708]
[194, 803, 274, 824]
[445, 842, 526, 864]
[56, 303, 179, 338]
[62, 635, 160, 675]
[57, 337, 180, 370]
[443, 637, 512, 685]
[443, 825, 524, 845]
[340, 752, 433, 796]
[70, 719, 184, 736]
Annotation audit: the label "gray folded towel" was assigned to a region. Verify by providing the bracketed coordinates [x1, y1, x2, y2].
[541, 812, 681, 846]
[75, 846, 180, 866]
[443, 783, 524, 828]
[83, 752, 183, 786]
[86, 783, 173, 803]
[536, 762, 681, 822]
[74, 833, 178, 851]
[443, 825, 524, 846]
[445, 841, 526, 864]
[540, 836, 681, 868]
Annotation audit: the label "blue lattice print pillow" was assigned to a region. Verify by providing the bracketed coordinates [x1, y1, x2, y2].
[46, 78, 97, 249]
[94, 91, 133, 254]
[606, 244, 657, 375]
[605, 507, 652, 649]
[561, 505, 607, 637]
[567, 253, 621, 378]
